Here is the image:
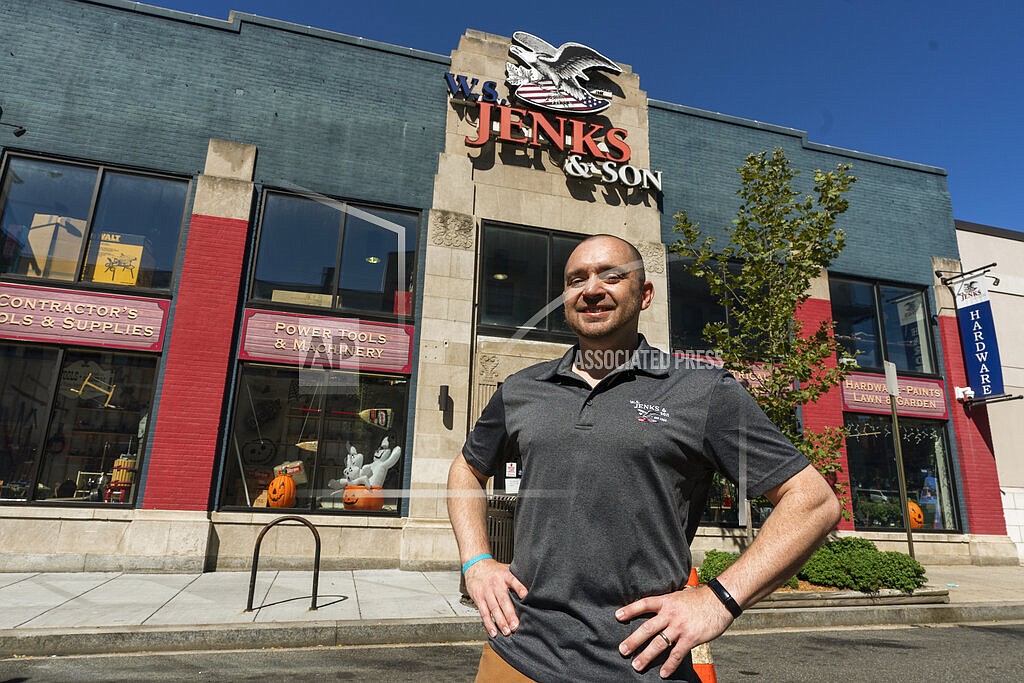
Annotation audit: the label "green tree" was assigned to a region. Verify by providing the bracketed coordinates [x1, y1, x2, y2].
[671, 148, 856, 516]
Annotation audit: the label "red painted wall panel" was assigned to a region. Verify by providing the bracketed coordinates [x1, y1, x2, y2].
[938, 316, 1006, 535]
[142, 214, 249, 510]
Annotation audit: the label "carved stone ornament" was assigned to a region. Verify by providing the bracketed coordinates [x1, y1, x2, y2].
[430, 210, 475, 250]
[637, 240, 666, 274]
[477, 354, 500, 381]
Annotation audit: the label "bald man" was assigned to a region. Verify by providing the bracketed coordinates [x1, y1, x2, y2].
[448, 235, 840, 681]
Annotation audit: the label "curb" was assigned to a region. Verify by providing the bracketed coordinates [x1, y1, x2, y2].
[0, 617, 485, 658]
[730, 602, 1024, 633]
[3, 604, 1023, 657]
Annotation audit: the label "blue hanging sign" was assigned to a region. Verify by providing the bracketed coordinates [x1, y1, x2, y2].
[954, 277, 1005, 397]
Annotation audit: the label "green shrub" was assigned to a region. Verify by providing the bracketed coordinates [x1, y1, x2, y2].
[798, 538, 926, 593]
[877, 551, 927, 593]
[823, 536, 877, 553]
[800, 545, 854, 589]
[698, 550, 738, 584]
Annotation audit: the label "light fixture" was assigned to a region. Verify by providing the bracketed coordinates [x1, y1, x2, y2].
[0, 107, 27, 137]
[365, 256, 381, 264]
[492, 273, 509, 280]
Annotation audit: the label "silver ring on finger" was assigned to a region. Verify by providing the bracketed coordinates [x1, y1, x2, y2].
[658, 631, 674, 647]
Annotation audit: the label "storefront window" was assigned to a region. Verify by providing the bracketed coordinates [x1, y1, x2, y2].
[0, 342, 156, 504]
[0, 156, 187, 290]
[830, 277, 935, 374]
[478, 224, 582, 335]
[845, 413, 958, 531]
[251, 192, 417, 316]
[221, 364, 408, 513]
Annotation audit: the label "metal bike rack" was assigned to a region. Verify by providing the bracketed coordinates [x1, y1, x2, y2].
[246, 515, 322, 612]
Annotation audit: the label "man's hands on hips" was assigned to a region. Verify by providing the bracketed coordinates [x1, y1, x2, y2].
[465, 559, 528, 638]
[615, 586, 733, 678]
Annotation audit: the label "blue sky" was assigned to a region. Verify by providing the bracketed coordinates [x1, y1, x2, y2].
[149, 0, 1022, 230]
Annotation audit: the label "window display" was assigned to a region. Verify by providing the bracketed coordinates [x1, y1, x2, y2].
[0, 342, 156, 503]
[845, 413, 958, 531]
[221, 363, 408, 513]
[0, 155, 188, 290]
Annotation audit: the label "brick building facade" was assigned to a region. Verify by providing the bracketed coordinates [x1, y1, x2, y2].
[0, 0, 1016, 570]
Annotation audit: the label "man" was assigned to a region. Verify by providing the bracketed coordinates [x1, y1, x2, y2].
[448, 235, 841, 681]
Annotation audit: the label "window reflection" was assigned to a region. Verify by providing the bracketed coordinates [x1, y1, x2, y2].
[82, 172, 188, 289]
[879, 286, 933, 374]
[548, 236, 581, 334]
[251, 193, 417, 316]
[0, 158, 94, 281]
[253, 193, 341, 307]
[668, 255, 727, 352]
[830, 277, 934, 374]
[0, 156, 187, 290]
[830, 277, 882, 369]
[339, 208, 417, 314]
[479, 224, 582, 333]
[481, 226, 547, 329]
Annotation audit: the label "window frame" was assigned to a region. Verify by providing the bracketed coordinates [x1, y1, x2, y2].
[246, 189, 421, 322]
[844, 413, 961, 533]
[829, 274, 940, 378]
[0, 151, 190, 296]
[476, 221, 584, 343]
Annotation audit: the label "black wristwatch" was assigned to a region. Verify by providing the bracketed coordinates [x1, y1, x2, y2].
[707, 577, 743, 618]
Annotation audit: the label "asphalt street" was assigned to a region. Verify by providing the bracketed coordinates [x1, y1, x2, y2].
[2, 623, 1022, 682]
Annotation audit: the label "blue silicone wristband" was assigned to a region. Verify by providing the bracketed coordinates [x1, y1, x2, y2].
[462, 553, 493, 574]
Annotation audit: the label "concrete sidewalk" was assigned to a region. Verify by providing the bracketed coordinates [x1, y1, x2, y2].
[0, 564, 1021, 656]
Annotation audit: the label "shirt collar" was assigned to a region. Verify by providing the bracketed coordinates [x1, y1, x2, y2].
[536, 334, 670, 382]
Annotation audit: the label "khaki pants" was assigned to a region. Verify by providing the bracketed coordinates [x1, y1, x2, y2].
[474, 643, 537, 682]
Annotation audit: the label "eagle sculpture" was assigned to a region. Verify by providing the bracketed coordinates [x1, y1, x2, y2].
[506, 31, 621, 114]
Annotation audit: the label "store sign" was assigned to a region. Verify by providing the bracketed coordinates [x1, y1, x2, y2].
[445, 31, 662, 192]
[841, 372, 948, 420]
[239, 309, 413, 374]
[0, 282, 167, 351]
[954, 277, 1005, 397]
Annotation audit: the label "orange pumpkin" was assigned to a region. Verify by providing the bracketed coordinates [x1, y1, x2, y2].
[267, 474, 296, 508]
[907, 501, 924, 529]
[342, 485, 384, 511]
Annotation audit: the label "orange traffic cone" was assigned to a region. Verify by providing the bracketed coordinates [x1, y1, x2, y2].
[687, 567, 718, 683]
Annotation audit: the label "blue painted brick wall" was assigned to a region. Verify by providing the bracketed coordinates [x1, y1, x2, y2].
[649, 101, 960, 286]
[0, 0, 450, 211]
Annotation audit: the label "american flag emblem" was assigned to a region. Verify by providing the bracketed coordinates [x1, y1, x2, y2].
[513, 80, 611, 114]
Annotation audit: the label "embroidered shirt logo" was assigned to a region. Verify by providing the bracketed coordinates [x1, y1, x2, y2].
[630, 399, 669, 423]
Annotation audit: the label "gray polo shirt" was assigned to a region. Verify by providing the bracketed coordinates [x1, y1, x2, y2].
[462, 337, 809, 682]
